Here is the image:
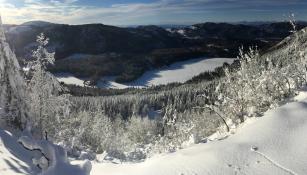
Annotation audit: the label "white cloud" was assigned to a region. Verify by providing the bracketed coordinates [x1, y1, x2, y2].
[0, 0, 306, 25]
[0, 0, 194, 24]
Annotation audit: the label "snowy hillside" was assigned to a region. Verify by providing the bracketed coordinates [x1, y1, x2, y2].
[2, 11, 307, 175]
[56, 57, 234, 89]
[88, 89, 307, 175]
[2, 89, 307, 175]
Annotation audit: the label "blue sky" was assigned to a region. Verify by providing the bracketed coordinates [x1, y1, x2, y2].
[0, 0, 307, 25]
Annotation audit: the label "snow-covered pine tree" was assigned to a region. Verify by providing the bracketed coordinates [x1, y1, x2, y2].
[26, 33, 70, 139]
[0, 16, 29, 128]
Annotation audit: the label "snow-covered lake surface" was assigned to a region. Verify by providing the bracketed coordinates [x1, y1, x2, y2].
[55, 73, 86, 87]
[55, 57, 235, 89]
[2, 89, 307, 175]
[122, 57, 234, 88]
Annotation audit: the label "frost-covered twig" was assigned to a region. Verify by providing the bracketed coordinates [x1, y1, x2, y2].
[194, 106, 230, 132]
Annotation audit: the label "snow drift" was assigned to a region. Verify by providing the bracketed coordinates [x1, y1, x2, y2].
[18, 136, 91, 175]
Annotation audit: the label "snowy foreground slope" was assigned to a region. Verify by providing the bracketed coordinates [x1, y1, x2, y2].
[0, 129, 90, 175]
[89, 90, 307, 175]
[0, 130, 39, 175]
[56, 58, 234, 89]
[1, 90, 307, 175]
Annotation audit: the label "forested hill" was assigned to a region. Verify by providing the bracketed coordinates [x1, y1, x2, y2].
[3, 21, 307, 83]
[5, 21, 307, 59]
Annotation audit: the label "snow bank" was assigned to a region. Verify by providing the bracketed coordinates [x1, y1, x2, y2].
[0, 130, 39, 175]
[18, 136, 91, 175]
[0, 128, 93, 175]
[88, 90, 307, 175]
[0, 129, 92, 175]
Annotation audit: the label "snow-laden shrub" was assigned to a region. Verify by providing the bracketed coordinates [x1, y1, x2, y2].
[69, 111, 159, 161]
[215, 23, 307, 125]
[51, 103, 219, 162]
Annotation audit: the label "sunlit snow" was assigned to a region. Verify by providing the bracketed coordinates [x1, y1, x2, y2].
[2, 89, 307, 175]
[56, 57, 234, 89]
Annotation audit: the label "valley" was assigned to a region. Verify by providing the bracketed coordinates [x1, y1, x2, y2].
[4, 21, 307, 85]
[56, 57, 234, 89]
[1, 1, 307, 174]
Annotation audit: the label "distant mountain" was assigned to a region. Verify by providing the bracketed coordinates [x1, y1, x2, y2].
[157, 24, 189, 29]
[171, 22, 307, 40]
[21, 21, 56, 27]
[5, 23, 185, 59]
[231, 21, 276, 26]
[118, 24, 189, 29]
[4, 21, 307, 85]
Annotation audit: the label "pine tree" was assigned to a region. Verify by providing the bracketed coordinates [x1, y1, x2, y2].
[0, 16, 29, 128]
[26, 33, 70, 138]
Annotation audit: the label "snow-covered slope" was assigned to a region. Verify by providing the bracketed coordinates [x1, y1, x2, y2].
[0, 129, 91, 175]
[88, 89, 307, 175]
[0, 130, 39, 175]
[56, 58, 234, 89]
[2, 89, 307, 175]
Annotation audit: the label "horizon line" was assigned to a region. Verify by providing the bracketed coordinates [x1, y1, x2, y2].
[3, 20, 307, 27]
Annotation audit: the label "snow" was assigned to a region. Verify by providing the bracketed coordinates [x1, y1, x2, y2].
[189, 26, 197, 30]
[0, 19, 91, 175]
[18, 136, 92, 175]
[55, 73, 86, 87]
[177, 29, 186, 36]
[97, 76, 130, 89]
[55, 58, 234, 89]
[0, 129, 91, 175]
[86, 89, 307, 175]
[0, 130, 39, 175]
[128, 58, 233, 87]
[98, 58, 234, 89]
[1, 88, 307, 175]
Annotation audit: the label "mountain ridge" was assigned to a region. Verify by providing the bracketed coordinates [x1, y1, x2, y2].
[4, 21, 307, 85]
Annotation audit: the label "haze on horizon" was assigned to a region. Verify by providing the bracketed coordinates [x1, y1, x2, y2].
[0, 0, 307, 26]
